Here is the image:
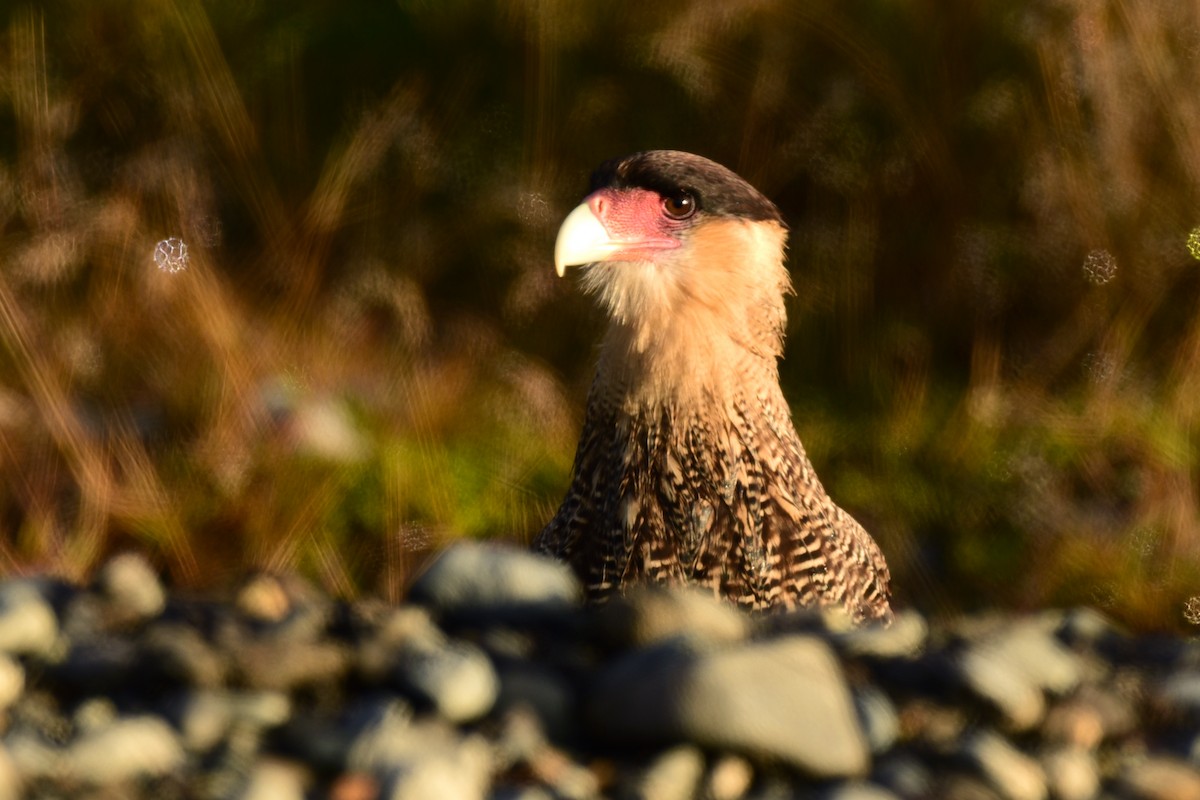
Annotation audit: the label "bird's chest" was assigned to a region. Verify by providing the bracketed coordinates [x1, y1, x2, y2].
[601, 400, 773, 562]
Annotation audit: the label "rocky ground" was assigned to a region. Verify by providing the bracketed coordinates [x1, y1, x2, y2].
[0, 542, 1196, 799]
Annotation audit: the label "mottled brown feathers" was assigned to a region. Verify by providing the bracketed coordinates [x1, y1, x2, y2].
[536, 151, 892, 625]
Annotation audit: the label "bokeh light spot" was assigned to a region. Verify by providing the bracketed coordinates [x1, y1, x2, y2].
[1187, 228, 1200, 261]
[1185, 596, 1200, 625]
[1082, 249, 1116, 285]
[154, 237, 189, 273]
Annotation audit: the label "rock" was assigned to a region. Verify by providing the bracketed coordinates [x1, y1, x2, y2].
[0, 746, 21, 800]
[1043, 686, 1137, 748]
[172, 690, 291, 752]
[393, 638, 499, 722]
[1041, 747, 1099, 800]
[0, 583, 60, 659]
[0, 656, 24, 712]
[873, 753, 933, 798]
[344, 703, 492, 800]
[988, 623, 1082, 696]
[814, 782, 903, 800]
[1056, 607, 1123, 651]
[65, 715, 185, 784]
[955, 644, 1045, 731]
[230, 637, 350, 692]
[494, 660, 576, 743]
[705, 754, 753, 800]
[1156, 672, 1200, 724]
[138, 622, 227, 687]
[960, 730, 1047, 800]
[95, 552, 165, 623]
[588, 635, 869, 778]
[835, 610, 928, 659]
[408, 542, 582, 620]
[1116, 757, 1200, 800]
[591, 585, 749, 649]
[616, 745, 705, 800]
[854, 686, 900, 754]
[236, 758, 309, 800]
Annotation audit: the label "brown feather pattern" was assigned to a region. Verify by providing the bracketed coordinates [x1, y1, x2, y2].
[536, 152, 892, 624]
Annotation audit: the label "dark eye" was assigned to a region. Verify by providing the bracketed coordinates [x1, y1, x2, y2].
[661, 191, 697, 220]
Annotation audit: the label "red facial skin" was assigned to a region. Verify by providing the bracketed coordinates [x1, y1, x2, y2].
[586, 188, 688, 262]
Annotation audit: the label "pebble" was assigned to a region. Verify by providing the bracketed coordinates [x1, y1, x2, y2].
[588, 635, 870, 778]
[706, 754, 754, 800]
[0, 656, 24, 712]
[814, 782, 903, 800]
[65, 715, 185, 783]
[1041, 747, 1099, 800]
[408, 541, 582, 619]
[95, 552, 165, 623]
[1116, 757, 1200, 800]
[237, 759, 310, 800]
[835, 610, 929, 659]
[960, 730, 1047, 800]
[618, 744, 705, 800]
[0, 583, 60, 658]
[591, 584, 749, 648]
[392, 638, 499, 722]
[956, 643, 1046, 730]
[854, 685, 900, 754]
[0, 542, 1193, 799]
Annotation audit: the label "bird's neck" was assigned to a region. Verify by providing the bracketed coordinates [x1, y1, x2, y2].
[595, 324, 781, 413]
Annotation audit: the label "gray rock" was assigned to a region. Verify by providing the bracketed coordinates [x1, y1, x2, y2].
[5, 729, 62, 781]
[854, 686, 900, 754]
[0, 656, 24, 712]
[345, 703, 492, 800]
[873, 753, 933, 798]
[592, 585, 749, 649]
[989, 623, 1082, 696]
[835, 610, 928, 659]
[617, 745, 705, 800]
[1115, 757, 1200, 800]
[1042, 747, 1099, 800]
[0, 746, 21, 800]
[490, 788, 556, 800]
[172, 690, 291, 752]
[230, 638, 350, 691]
[358, 607, 446, 682]
[95, 552, 165, 622]
[814, 782, 902, 800]
[394, 638, 499, 722]
[0, 583, 60, 659]
[960, 730, 1047, 800]
[1056, 608, 1123, 650]
[704, 754, 753, 800]
[1157, 672, 1200, 723]
[65, 715, 185, 784]
[588, 635, 869, 778]
[956, 644, 1045, 731]
[1043, 686, 1137, 748]
[139, 622, 227, 687]
[236, 758, 309, 800]
[409, 542, 582, 618]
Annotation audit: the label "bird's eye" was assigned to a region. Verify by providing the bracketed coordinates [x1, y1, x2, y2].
[661, 192, 697, 220]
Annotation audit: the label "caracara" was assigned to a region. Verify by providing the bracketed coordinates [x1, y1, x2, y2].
[535, 151, 892, 624]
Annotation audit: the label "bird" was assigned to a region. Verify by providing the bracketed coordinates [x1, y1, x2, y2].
[534, 150, 892, 625]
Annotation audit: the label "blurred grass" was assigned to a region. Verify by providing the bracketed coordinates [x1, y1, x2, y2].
[1, 0, 1199, 629]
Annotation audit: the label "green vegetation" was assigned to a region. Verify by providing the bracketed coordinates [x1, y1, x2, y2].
[1, 1, 1198, 628]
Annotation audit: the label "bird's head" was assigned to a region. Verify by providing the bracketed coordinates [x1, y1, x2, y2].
[555, 151, 792, 367]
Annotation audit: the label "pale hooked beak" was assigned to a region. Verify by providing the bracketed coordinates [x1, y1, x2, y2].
[554, 203, 618, 277]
